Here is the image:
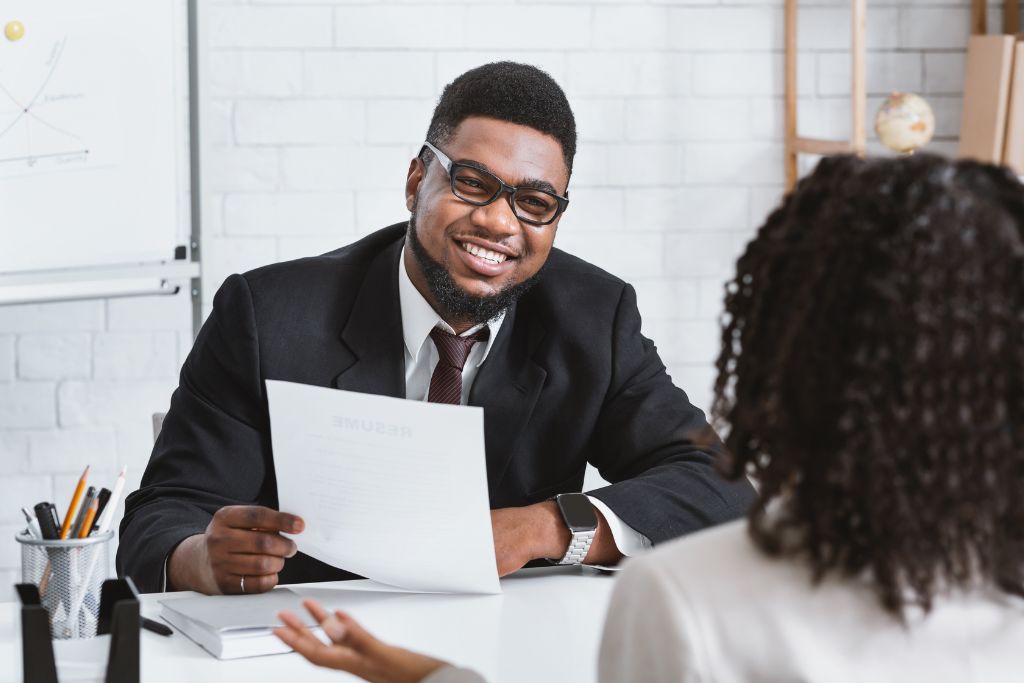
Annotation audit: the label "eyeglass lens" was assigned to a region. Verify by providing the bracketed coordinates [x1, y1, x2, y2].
[450, 163, 560, 224]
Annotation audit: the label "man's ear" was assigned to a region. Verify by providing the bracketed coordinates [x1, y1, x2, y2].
[405, 158, 424, 212]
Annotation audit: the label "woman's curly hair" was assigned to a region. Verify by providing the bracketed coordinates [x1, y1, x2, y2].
[712, 154, 1024, 615]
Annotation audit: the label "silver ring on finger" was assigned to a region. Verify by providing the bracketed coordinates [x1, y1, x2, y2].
[240, 575, 246, 594]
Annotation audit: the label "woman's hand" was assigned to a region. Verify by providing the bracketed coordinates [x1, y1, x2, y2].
[274, 599, 450, 683]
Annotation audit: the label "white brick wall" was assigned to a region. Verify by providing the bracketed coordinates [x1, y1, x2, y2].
[17, 334, 92, 380]
[2, 0, 993, 574]
[193, 0, 988, 429]
[0, 336, 13, 383]
[0, 296, 188, 577]
[0, 382, 57, 430]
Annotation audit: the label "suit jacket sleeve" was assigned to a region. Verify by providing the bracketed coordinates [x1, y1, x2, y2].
[117, 274, 272, 592]
[585, 284, 755, 544]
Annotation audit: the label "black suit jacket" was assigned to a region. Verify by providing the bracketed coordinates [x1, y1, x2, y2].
[118, 223, 755, 592]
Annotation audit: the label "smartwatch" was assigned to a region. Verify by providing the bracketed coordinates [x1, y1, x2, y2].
[552, 493, 598, 565]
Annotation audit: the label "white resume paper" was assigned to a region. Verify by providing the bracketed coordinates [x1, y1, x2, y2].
[266, 380, 500, 594]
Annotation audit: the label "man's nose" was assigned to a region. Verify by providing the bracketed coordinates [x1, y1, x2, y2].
[469, 192, 521, 238]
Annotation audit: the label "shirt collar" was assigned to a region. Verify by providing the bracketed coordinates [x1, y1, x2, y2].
[398, 245, 505, 368]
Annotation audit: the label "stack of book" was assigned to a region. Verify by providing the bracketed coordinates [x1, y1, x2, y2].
[960, 33, 1024, 175]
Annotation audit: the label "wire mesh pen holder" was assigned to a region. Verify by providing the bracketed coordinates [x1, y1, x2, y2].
[16, 530, 114, 640]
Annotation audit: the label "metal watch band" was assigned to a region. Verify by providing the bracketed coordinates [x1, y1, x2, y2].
[557, 528, 595, 565]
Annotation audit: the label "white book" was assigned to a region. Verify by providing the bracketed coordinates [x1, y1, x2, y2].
[159, 588, 325, 660]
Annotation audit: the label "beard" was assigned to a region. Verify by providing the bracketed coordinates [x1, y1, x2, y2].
[406, 209, 544, 327]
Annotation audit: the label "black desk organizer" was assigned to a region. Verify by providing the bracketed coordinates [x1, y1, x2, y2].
[16, 577, 140, 683]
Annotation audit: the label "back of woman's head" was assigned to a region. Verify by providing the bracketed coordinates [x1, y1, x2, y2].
[712, 154, 1024, 615]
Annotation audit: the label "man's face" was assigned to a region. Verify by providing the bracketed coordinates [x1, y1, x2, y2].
[404, 116, 569, 323]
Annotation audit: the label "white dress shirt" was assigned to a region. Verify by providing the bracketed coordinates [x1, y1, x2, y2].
[398, 248, 650, 559]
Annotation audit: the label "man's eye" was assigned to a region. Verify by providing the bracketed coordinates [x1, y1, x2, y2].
[518, 195, 552, 212]
[456, 176, 484, 189]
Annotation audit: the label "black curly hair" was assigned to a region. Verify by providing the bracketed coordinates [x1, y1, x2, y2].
[421, 61, 576, 178]
[712, 154, 1024, 616]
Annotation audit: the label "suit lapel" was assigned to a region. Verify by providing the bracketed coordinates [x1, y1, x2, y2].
[333, 237, 406, 399]
[469, 302, 547, 492]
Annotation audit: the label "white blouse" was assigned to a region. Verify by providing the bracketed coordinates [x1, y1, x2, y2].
[598, 519, 1024, 683]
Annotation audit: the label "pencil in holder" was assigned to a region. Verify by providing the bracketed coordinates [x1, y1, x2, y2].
[16, 530, 114, 640]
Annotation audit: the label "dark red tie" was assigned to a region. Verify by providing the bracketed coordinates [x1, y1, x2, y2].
[427, 327, 489, 404]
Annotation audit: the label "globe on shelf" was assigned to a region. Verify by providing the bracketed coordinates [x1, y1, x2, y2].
[875, 92, 935, 154]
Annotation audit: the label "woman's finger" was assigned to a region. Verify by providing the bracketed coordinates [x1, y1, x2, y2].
[278, 610, 326, 650]
[273, 625, 300, 649]
[303, 599, 347, 643]
[274, 619, 367, 674]
[278, 607, 451, 681]
[334, 610, 385, 653]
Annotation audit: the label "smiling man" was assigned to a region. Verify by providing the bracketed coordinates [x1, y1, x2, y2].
[118, 62, 756, 595]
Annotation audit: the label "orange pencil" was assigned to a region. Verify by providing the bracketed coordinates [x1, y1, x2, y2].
[76, 497, 99, 539]
[59, 465, 89, 539]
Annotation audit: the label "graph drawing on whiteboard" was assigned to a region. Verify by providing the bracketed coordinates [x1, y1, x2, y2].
[0, 0, 181, 277]
[0, 29, 120, 179]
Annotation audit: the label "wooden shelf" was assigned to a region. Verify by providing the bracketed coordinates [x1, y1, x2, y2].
[784, 0, 1020, 191]
[784, 0, 867, 191]
[972, 0, 1020, 36]
[788, 137, 858, 156]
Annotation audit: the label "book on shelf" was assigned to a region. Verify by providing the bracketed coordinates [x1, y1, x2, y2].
[1002, 39, 1024, 175]
[959, 34, 1017, 164]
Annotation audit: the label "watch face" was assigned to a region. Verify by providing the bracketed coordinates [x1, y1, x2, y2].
[557, 493, 598, 533]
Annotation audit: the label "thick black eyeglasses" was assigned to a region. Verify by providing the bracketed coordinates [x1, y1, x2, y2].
[421, 141, 569, 226]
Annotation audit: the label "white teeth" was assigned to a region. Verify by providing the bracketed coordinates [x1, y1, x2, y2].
[460, 241, 508, 264]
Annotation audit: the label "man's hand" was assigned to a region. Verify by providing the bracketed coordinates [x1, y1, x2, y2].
[490, 502, 570, 576]
[275, 599, 450, 683]
[168, 505, 304, 595]
[490, 500, 624, 576]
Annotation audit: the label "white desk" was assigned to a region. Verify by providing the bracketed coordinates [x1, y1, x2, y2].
[1, 567, 616, 683]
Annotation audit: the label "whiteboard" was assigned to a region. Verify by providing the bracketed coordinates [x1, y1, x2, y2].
[0, 0, 189, 276]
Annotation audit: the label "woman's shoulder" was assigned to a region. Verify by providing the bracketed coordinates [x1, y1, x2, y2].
[614, 518, 821, 621]
[623, 519, 770, 583]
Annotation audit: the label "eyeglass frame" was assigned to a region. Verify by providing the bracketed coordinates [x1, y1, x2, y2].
[419, 141, 569, 226]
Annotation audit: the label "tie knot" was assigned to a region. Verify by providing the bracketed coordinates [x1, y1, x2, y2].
[430, 326, 489, 372]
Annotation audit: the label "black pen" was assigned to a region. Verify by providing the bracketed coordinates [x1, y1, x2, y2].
[33, 502, 61, 540]
[142, 617, 173, 637]
[91, 488, 112, 533]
